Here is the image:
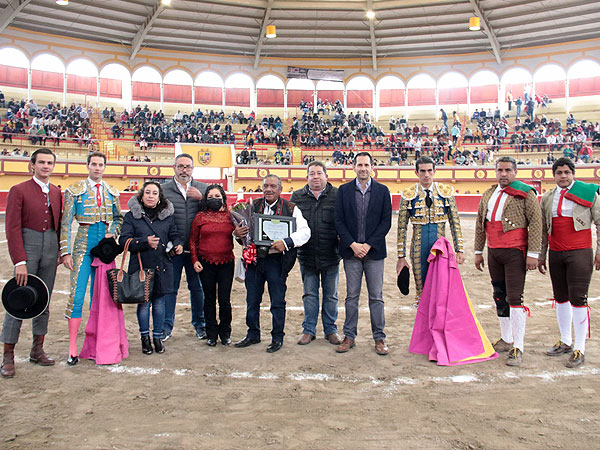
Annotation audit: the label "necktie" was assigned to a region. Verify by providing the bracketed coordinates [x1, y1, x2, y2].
[557, 188, 567, 217]
[425, 189, 433, 208]
[490, 189, 505, 221]
[95, 183, 101, 207]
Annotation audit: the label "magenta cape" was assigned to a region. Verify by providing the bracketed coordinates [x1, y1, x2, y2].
[409, 237, 498, 366]
[79, 258, 129, 365]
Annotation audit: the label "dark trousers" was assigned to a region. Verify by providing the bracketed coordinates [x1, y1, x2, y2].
[487, 247, 526, 306]
[244, 254, 287, 342]
[198, 258, 234, 340]
[1, 229, 58, 344]
[549, 248, 593, 306]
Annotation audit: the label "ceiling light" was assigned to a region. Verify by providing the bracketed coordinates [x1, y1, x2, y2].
[469, 16, 481, 31]
[266, 25, 276, 39]
[161, 0, 171, 5]
[56, 0, 69, 5]
[366, 10, 375, 19]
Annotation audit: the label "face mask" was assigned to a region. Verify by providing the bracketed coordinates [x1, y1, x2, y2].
[207, 198, 223, 211]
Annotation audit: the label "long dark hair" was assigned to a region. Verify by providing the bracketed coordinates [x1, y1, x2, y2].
[200, 184, 227, 211]
[137, 181, 168, 214]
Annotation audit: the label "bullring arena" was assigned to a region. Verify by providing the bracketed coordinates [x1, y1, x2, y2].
[1, 1, 600, 449]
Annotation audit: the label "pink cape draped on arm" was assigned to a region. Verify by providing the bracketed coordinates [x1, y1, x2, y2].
[409, 237, 498, 366]
[79, 258, 129, 365]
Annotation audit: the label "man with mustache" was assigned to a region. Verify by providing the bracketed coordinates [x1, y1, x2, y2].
[474, 156, 542, 366]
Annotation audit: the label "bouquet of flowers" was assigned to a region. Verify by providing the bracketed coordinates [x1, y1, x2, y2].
[230, 200, 256, 265]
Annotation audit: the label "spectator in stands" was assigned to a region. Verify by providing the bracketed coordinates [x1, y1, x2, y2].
[515, 96, 523, 118]
[0, 90, 5, 108]
[440, 109, 448, 128]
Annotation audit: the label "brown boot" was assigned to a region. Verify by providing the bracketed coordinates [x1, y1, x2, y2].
[1, 343, 16, 378]
[29, 335, 55, 366]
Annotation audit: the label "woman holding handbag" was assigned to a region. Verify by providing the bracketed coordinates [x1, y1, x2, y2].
[120, 181, 183, 354]
[189, 184, 247, 346]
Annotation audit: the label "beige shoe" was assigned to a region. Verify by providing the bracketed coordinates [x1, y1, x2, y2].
[545, 340, 572, 356]
[493, 338, 513, 353]
[506, 347, 523, 366]
[565, 350, 585, 368]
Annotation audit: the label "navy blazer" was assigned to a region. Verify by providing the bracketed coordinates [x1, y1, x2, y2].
[335, 178, 392, 260]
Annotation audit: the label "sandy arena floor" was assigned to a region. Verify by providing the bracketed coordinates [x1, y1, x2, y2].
[0, 216, 599, 450]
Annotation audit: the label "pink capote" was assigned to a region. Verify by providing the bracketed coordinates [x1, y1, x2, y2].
[409, 237, 498, 366]
[79, 258, 129, 364]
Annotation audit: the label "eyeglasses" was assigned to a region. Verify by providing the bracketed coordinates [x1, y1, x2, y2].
[175, 164, 193, 170]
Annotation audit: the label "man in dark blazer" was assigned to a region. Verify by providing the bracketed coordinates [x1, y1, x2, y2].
[335, 152, 392, 355]
[1, 148, 63, 378]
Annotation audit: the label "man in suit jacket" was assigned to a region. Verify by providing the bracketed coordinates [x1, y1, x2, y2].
[1, 148, 63, 378]
[335, 152, 392, 355]
[538, 157, 600, 368]
[474, 156, 542, 366]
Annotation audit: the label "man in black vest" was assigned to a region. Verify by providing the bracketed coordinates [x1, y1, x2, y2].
[235, 174, 311, 353]
[291, 161, 342, 346]
[161, 154, 207, 340]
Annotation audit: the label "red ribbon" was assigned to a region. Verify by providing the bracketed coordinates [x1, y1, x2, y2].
[242, 243, 257, 265]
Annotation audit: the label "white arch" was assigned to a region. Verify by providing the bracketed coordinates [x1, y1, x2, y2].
[567, 60, 600, 80]
[533, 64, 566, 82]
[194, 71, 224, 87]
[316, 80, 344, 90]
[31, 53, 64, 73]
[66, 58, 98, 77]
[163, 69, 192, 85]
[256, 74, 284, 89]
[100, 63, 131, 81]
[286, 78, 314, 90]
[469, 70, 499, 87]
[346, 76, 374, 90]
[224, 73, 253, 88]
[376, 75, 405, 90]
[438, 71, 468, 89]
[132, 66, 161, 83]
[501, 67, 532, 84]
[407, 73, 435, 89]
[0, 47, 29, 68]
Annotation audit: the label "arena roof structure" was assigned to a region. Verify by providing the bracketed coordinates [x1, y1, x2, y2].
[1, 0, 600, 69]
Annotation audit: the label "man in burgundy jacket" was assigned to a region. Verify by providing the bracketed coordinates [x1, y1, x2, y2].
[1, 148, 63, 378]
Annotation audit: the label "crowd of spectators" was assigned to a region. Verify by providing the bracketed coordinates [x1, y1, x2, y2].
[2, 97, 93, 147]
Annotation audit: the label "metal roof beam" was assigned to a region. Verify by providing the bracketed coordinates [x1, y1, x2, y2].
[253, 0, 273, 69]
[367, 0, 377, 70]
[0, 0, 31, 33]
[130, 0, 166, 60]
[469, 0, 502, 64]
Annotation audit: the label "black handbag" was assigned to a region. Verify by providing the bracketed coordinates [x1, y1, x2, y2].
[107, 238, 155, 304]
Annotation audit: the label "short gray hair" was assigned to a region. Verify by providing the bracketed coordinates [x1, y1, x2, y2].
[263, 174, 282, 189]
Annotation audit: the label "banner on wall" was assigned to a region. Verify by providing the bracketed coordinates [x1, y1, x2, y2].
[175, 143, 235, 168]
[287, 66, 344, 82]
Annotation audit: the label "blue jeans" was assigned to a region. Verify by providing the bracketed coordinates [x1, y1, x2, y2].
[163, 253, 205, 334]
[137, 295, 166, 338]
[300, 264, 339, 336]
[244, 254, 287, 342]
[342, 257, 386, 341]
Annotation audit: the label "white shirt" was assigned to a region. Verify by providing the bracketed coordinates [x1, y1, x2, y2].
[552, 181, 575, 218]
[485, 185, 508, 222]
[87, 177, 104, 201]
[175, 178, 190, 200]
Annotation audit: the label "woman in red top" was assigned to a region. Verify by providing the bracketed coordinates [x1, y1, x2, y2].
[190, 184, 243, 346]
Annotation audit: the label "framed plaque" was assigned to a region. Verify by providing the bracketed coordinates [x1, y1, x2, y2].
[253, 214, 296, 246]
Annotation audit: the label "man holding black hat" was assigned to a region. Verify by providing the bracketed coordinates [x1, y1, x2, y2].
[1, 148, 63, 378]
